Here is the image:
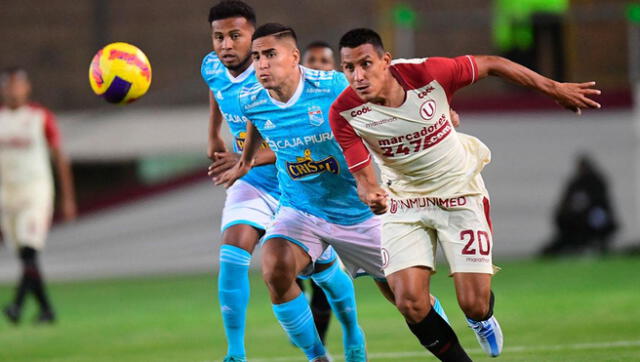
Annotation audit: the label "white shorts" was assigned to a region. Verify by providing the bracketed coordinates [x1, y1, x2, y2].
[264, 206, 385, 279]
[382, 193, 495, 276]
[1, 186, 53, 250]
[220, 179, 279, 233]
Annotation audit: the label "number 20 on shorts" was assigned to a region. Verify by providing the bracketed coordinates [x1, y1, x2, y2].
[460, 229, 491, 255]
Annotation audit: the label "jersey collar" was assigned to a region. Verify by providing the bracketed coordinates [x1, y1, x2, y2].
[226, 63, 254, 84]
[266, 66, 305, 109]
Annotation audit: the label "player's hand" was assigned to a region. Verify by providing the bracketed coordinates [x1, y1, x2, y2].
[450, 109, 460, 127]
[213, 160, 252, 188]
[61, 198, 77, 222]
[367, 190, 389, 214]
[207, 137, 227, 160]
[359, 185, 389, 215]
[551, 81, 601, 115]
[207, 152, 241, 178]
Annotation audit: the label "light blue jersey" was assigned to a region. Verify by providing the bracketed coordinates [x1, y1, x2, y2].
[239, 66, 373, 225]
[201, 52, 280, 197]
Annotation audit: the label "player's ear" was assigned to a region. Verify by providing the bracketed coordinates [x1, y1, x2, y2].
[292, 47, 301, 65]
[383, 52, 392, 65]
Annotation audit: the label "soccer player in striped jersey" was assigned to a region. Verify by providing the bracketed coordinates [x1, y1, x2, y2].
[0, 67, 77, 325]
[215, 23, 453, 362]
[202, 2, 363, 361]
[330, 28, 601, 360]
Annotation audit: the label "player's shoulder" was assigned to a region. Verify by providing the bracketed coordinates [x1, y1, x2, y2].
[330, 85, 364, 116]
[390, 57, 437, 88]
[201, 51, 225, 78]
[238, 82, 267, 110]
[26, 102, 54, 117]
[302, 66, 347, 89]
[302, 66, 335, 82]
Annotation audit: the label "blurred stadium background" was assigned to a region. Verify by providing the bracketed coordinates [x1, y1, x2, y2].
[1, 0, 639, 361]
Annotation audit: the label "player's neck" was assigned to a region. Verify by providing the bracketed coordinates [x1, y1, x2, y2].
[6, 100, 27, 110]
[227, 56, 253, 78]
[372, 72, 406, 107]
[268, 67, 301, 103]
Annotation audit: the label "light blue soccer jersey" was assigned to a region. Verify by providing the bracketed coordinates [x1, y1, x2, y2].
[201, 52, 280, 197]
[239, 66, 373, 225]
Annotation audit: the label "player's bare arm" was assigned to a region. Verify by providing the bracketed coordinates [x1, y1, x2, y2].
[352, 163, 389, 215]
[207, 90, 227, 159]
[50, 146, 77, 221]
[207, 90, 276, 178]
[213, 120, 263, 187]
[209, 147, 276, 177]
[475, 55, 601, 115]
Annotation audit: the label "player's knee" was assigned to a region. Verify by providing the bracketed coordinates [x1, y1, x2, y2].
[261, 258, 296, 296]
[395, 294, 430, 323]
[458, 294, 490, 321]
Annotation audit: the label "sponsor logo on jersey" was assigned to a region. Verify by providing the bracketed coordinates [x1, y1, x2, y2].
[306, 88, 331, 94]
[223, 112, 249, 124]
[263, 119, 276, 130]
[307, 106, 324, 126]
[419, 100, 436, 120]
[365, 117, 397, 128]
[244, 98, 267, 110]
[377, 114, 451, 157]
[388, 196, 467, 213]
[286, 149, 339, 179]
[417, 86, 435, 99]
[350, 106, 372, 117]
[266, 132, 334, 150]
[235, 132, 270, 151]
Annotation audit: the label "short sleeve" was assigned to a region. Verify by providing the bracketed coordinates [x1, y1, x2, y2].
[329, 105, 371, 173]
[43, 108, 61, 148]
[426, 55, 478, 98]
[332, 72, 350, 98]
[201, 52, 220, 87]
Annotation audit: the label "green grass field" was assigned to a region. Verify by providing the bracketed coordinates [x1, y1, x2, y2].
[1, 256, 639, 361]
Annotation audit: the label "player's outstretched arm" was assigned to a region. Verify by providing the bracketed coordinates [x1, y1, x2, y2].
[352, 164, 389, 215]
[475, 55, 601, 115]
[212, 120, 264, 188]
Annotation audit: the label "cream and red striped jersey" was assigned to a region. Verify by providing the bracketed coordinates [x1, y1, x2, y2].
[330, 56, 491, 197]
[0, 103, 60, 187]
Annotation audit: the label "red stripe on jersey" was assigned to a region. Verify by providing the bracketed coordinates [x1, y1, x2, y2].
[29, 103, 61, 148]
[329, 92, 371, 173]
[483, 196, 493, 233]
[391, 56, 479, 101]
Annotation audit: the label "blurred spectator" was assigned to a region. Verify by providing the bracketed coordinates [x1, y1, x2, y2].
[542, 154, 618, 256]
[493, 0, 568, 81]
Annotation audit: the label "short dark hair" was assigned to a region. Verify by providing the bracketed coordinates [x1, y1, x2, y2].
[0, 66, 28, 84]
[339, 28, 384, 55]
[251, 23, 297, 44]
[305, 40, 333, 52]
[208, 0, 256, 26]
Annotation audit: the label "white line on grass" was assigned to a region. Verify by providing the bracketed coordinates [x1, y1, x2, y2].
[239, 339, 640, 362]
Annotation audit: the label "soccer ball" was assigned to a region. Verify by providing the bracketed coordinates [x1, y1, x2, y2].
[89, 42, 152, 104]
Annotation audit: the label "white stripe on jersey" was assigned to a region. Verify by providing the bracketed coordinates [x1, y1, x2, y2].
[466, 55, 476, 84]
[391, 58, 428, 65]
